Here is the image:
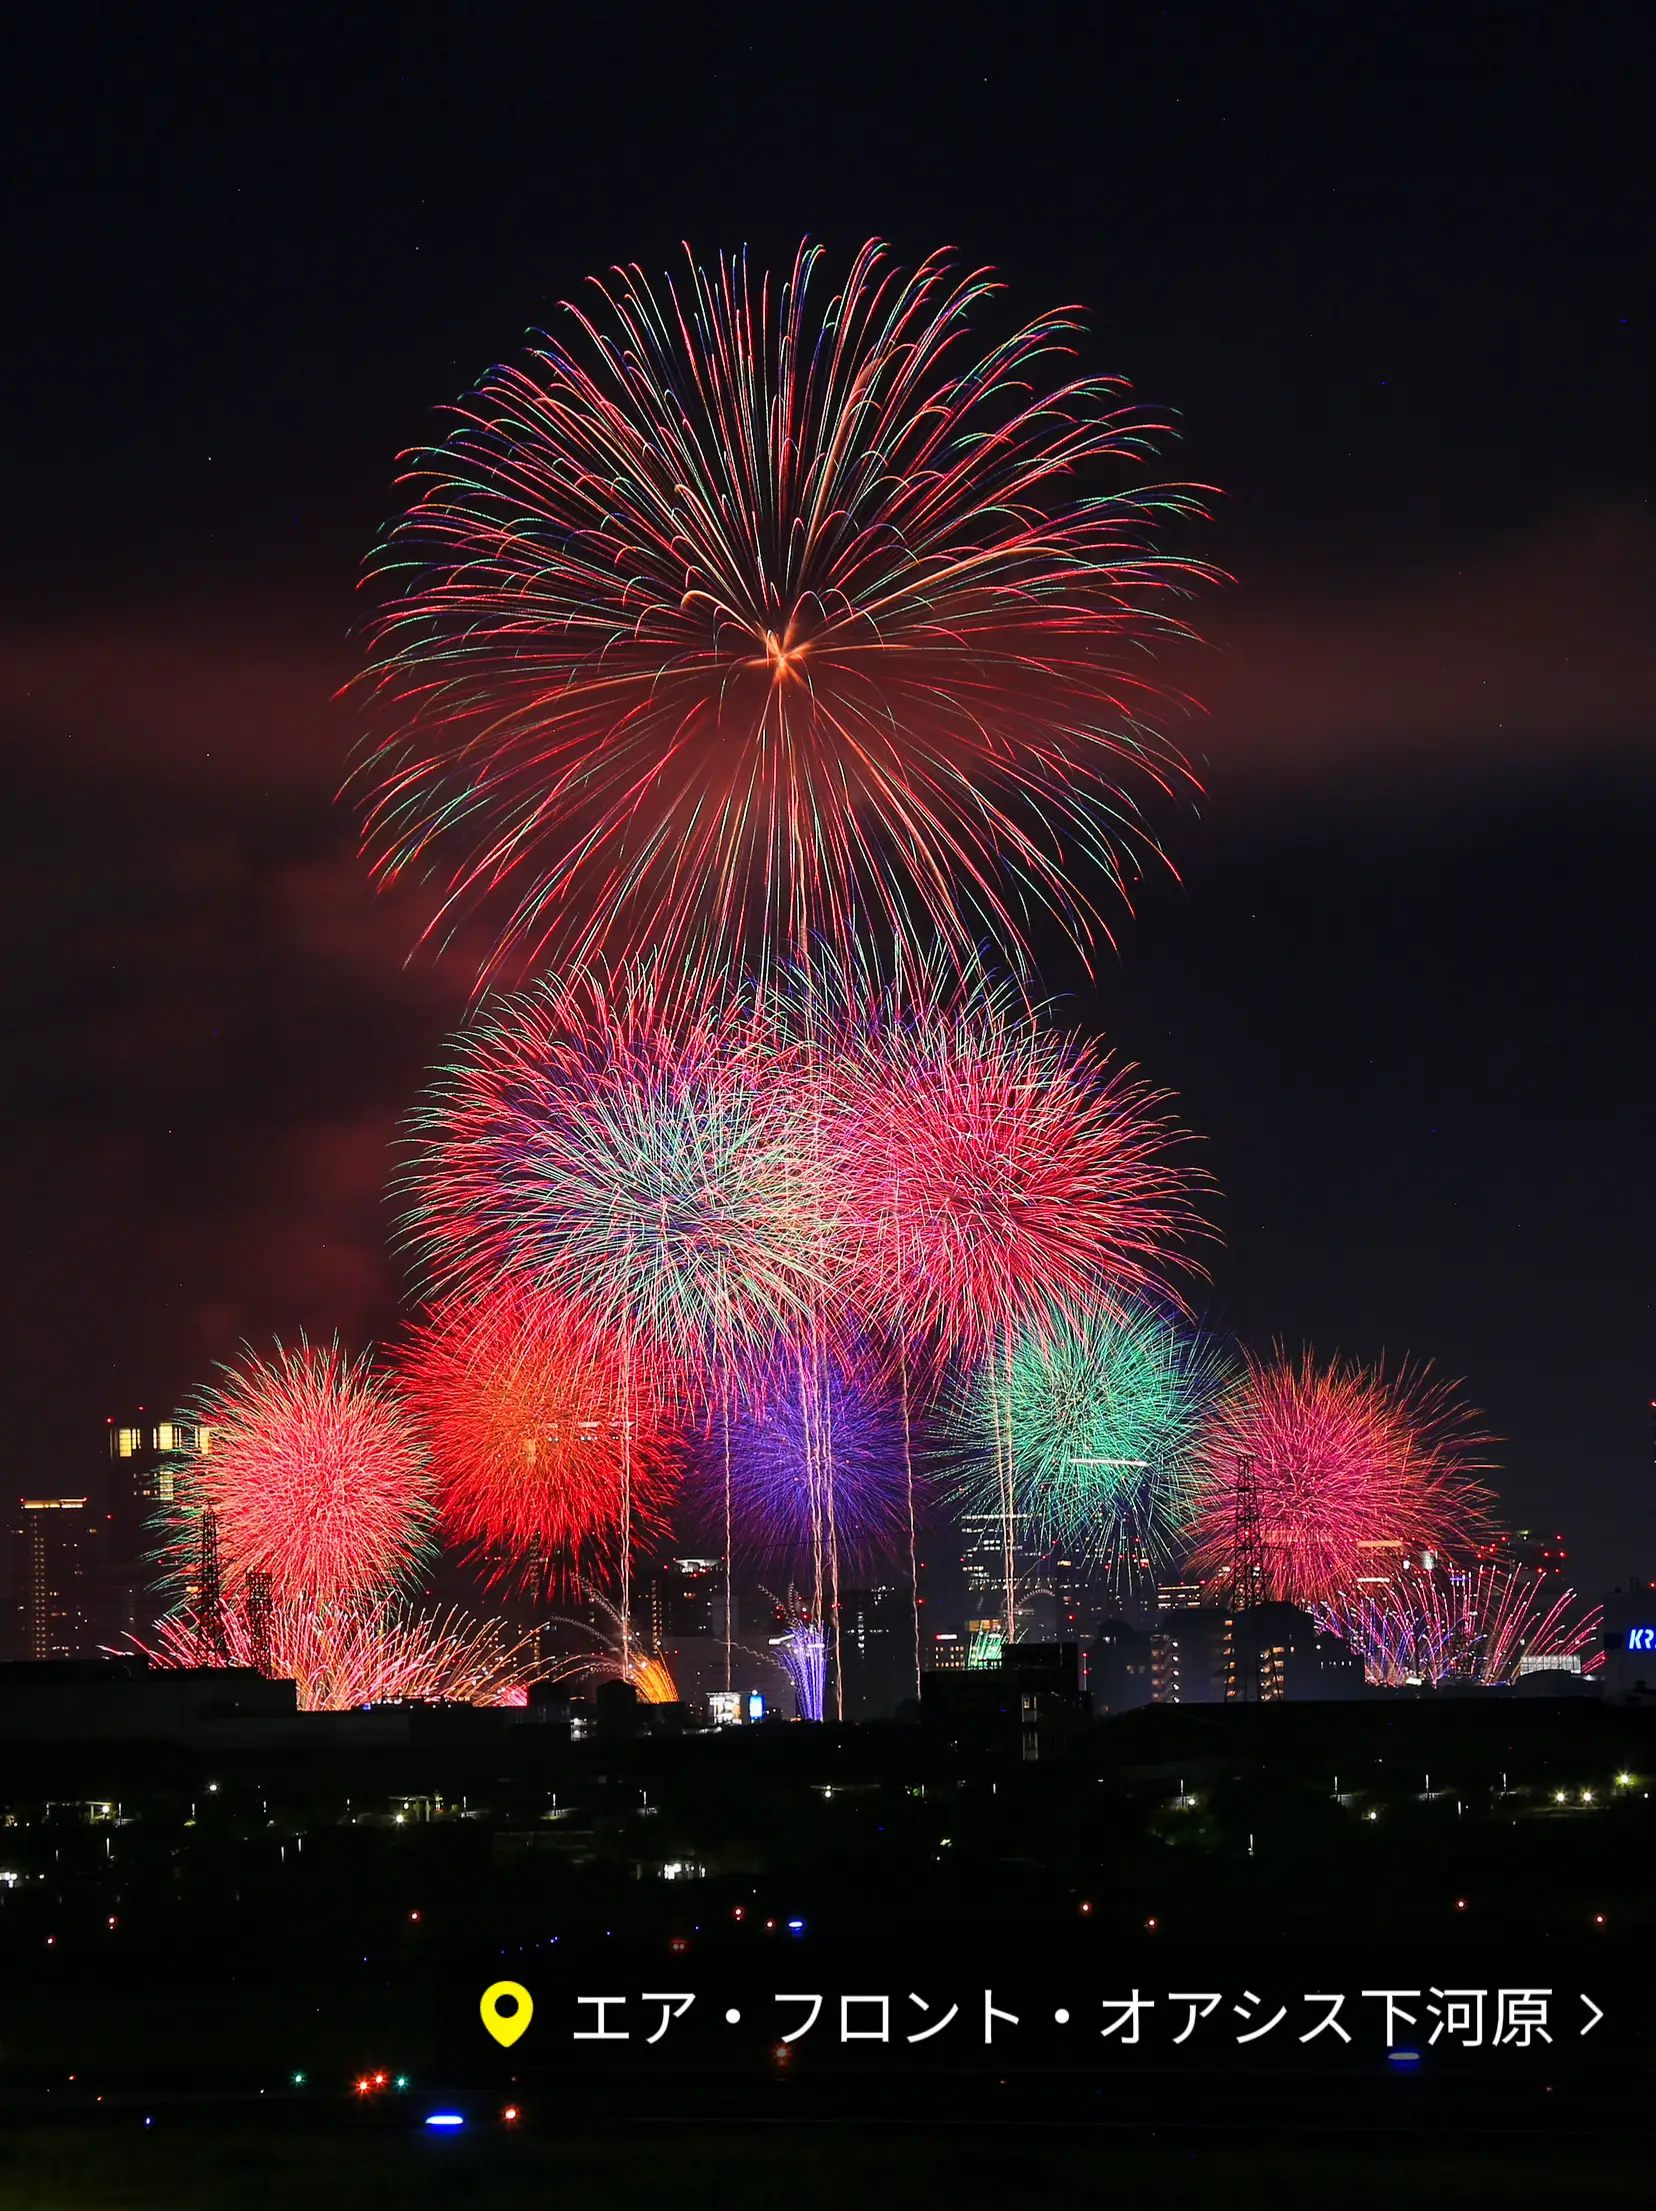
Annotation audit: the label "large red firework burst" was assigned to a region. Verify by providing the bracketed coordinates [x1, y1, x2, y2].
[819, 975, 1208, 1365]
[399, 1288, 678, 1586]
[1183, 1350, 1494, 1608]
[180, 1340, 433, 1604]
[353, 240, 1219, 986]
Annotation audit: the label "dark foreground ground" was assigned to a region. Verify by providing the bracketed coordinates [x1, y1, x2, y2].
[0, 1696, 1649, 2205]
[0, 2121, 1650, 2211]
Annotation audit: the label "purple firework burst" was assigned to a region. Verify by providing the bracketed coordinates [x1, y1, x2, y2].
[699, 1346, 911, 1568]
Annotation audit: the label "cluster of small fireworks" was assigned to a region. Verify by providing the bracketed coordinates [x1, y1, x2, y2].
[395, 960, 1207, 1645]
[136, 1594, 550, 1711]
[1316, 1564, 1602, 1689]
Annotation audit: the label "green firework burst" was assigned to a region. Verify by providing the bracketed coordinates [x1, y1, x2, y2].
[960, 1300, 1224, 1575]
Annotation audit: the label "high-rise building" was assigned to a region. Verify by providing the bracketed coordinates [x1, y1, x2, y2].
[1599, 1580, 1656, 1703]
[104, 1413, 205, 1642]
[12, 1498, 98, 1659]
[1152, 1602, 1363, 1704]
[1156, 1581, 1204, 1612]
[637, 1557, 733, 1714]
[1229, 1602, 1360, 1702]
[1090, 1619, 1154, 1713]
[1150, 1606, 1229, 1703]
[960, 1507, 1058, 1643]
[837, 1584, 915, 1716]
[639, 1556, 723, 1644]
[1049, 1550, 1096, 1638]
[959, 1504, 1007, 1630]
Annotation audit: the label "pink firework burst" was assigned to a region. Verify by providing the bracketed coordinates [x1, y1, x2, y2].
[178, 1340, 434, 1605]
[819, 974, 1209, 1365]
[1183, 1350, 1494, 1609]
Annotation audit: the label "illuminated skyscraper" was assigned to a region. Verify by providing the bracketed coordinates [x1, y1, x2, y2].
[105, 1413, 208, 1642]
[11, 1497, 97, 1659]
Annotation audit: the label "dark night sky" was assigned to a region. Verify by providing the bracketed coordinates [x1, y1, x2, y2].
[0, 3, 1648, 1589]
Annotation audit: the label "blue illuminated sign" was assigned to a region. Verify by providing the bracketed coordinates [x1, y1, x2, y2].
[1627, 1627, 1656, 1652]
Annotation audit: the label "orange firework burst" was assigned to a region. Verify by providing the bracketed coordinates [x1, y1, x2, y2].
[399, 1288, 678, 1586]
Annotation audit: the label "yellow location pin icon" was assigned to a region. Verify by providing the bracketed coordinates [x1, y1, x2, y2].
[481, 1980, 533, 2048]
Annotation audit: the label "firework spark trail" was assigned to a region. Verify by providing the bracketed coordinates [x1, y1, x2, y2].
[1183, 1350, 1494, 1611]
[954, 1299, 1224, 1586]
[353, 240, 1220, 989]
[402, 974, 845, 1392]
[161, 1340, 434, 1606]
[544, 1590, 681, 1704]
[1316, 1564, 1602, 1687]
[773, 1613, 828, 1723]
[398, 1287, 678, 1589]
[133, 1595, 549, 1710]
[1312, 1588, 1459, 1687]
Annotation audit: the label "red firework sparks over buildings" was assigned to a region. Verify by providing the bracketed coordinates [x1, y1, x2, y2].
[1314, 1563, 1602, 1688]
[135, 1594, 549, 1711]
[399, 1288, 678, 1586]
[176, 1340, 434, 1605]
[352, 240, 1219, 987]
[1183, 1349, 1494, 1609]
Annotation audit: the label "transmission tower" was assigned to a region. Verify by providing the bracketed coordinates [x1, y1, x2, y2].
[1228, 1452, 1265, 1702]
[1230, 1452, 1265, 1611]
[195, 1507, 229, 1665]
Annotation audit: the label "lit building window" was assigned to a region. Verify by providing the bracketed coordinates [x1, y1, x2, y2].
[154, 1422, 174, 1452]
[117, 1428, 142, 1458]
